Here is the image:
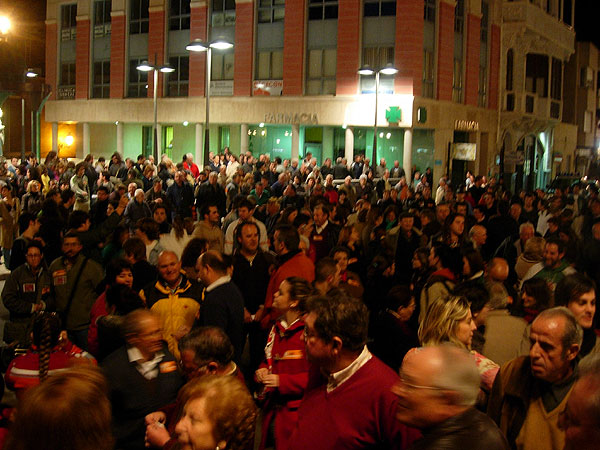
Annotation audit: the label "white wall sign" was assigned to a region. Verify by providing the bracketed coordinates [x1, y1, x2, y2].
[210, 80, 234, 96]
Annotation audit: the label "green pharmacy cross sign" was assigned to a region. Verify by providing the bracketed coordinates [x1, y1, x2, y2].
[385, 106, 402, 124]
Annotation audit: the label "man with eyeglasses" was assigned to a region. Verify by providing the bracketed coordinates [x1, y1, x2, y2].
[289, 292, 419, 450]
[49, 231, 104, 350]
[102, 309, 183, 450]
[144, 327, 245, 449]
[2, 241, 53, 345]
[392, 345, 509, 450]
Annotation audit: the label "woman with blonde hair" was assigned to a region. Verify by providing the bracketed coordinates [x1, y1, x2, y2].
[418, 295, 499, 392]
[175, 376, 257, 450]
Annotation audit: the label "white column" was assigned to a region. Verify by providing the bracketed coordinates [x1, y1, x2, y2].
[82, 122, 90, 156]
[156, 123, 162, 158]
[116, 122, 124, 156]
[291, 124, 300, 160]
[403, 128, 413, 175]
[240, 124, 249, 154]
[52, 122, 58, 153]
[344, 127, 354, 164]
[195, 123, 203, 169]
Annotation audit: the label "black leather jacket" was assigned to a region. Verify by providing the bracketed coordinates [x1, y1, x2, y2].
[410, 407, 509, 450]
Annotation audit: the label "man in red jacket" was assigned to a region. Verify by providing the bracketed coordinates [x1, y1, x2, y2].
[259, 224, 314, 330]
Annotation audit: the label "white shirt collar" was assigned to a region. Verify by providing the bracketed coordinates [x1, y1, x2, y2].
[205, 275, 232, 292]
[327, 345, 372, 392]
[127, 346, 165, 380]
[315, 220, 329, 234]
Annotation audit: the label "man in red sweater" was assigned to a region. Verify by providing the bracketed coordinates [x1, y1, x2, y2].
[288, 292, 419, 450]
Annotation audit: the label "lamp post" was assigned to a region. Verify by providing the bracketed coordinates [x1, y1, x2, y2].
[357, 64, 398, 164]
[136, 58, 175, 161]
[186, 38, 234, 167]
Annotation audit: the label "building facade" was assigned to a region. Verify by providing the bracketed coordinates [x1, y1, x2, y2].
[499, 0, 577, 192]
[43, 0, 533, 185]
[562, 40, 599, 177]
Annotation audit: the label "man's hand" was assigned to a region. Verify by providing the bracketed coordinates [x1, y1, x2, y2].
[145, 411, 167, 426]
[262, 374, 280, 388]
[255, 367, 269, 383]
[244, 308, 252, 324]
[254, 306, 265, 322]
[145, 421, 170, 448]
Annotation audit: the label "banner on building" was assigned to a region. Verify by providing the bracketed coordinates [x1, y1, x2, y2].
[253, 80, 283, 96]
[452, 143, 477, 161]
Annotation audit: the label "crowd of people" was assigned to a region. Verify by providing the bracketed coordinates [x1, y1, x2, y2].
[0, 147, 598, 450]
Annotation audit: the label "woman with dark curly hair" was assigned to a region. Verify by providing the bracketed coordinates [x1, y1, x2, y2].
[255, 277, 313, 450]
[175, 376, 257, 450]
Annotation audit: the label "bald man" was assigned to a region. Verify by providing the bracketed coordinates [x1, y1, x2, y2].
[486, 258, 509, 283]
[485, 257, 518, 305]
[393, 345, 509, 449]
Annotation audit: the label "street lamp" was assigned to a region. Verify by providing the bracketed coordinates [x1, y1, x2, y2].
[186, 38, 234, 167]
[0, 16, 10, 37]
[357, 63, 398, 164]
[136, 58, 175, 161]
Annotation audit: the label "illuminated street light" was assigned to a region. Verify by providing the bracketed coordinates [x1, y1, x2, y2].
[25, 68, 39, 78]
[186, 38, 234, 166]
[0, 16, 10, 35]
[136, 59, 175, 160]
[357, 63, 398, 164]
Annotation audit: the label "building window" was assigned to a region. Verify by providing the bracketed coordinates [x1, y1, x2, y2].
[481, 1, 488, 42]
[258, 0, 284, 23]
[454, 0, 464, 33]
[256, 50, 283, 79]
[364, 0, 395, 17]
[308, 0, 338, 20]
[128, 58, 149, 98]
[506, 49, 514, 91]
[61, 4, 77, 41]
[361, 47, 394, 93]
[424, 0, 435, 22]
[93, 1, 111, 37]
[551, 57, 562, 100]
[170, 0, 190, 30]
[92, 60, 111, 98]
[60, 62, 76, 86]
[130, 0, 149, 34]
[478, 66, 487, 107]
[212, 0, 236, 26]
[422, 49, 434, 98]
[167, 56, 189, 96]
[306, 48, 336, 95]
[452, 58, 463, 102]
[212, 51, 234, 80]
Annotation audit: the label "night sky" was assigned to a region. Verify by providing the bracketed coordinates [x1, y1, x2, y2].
[575, 0, 600, 48]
